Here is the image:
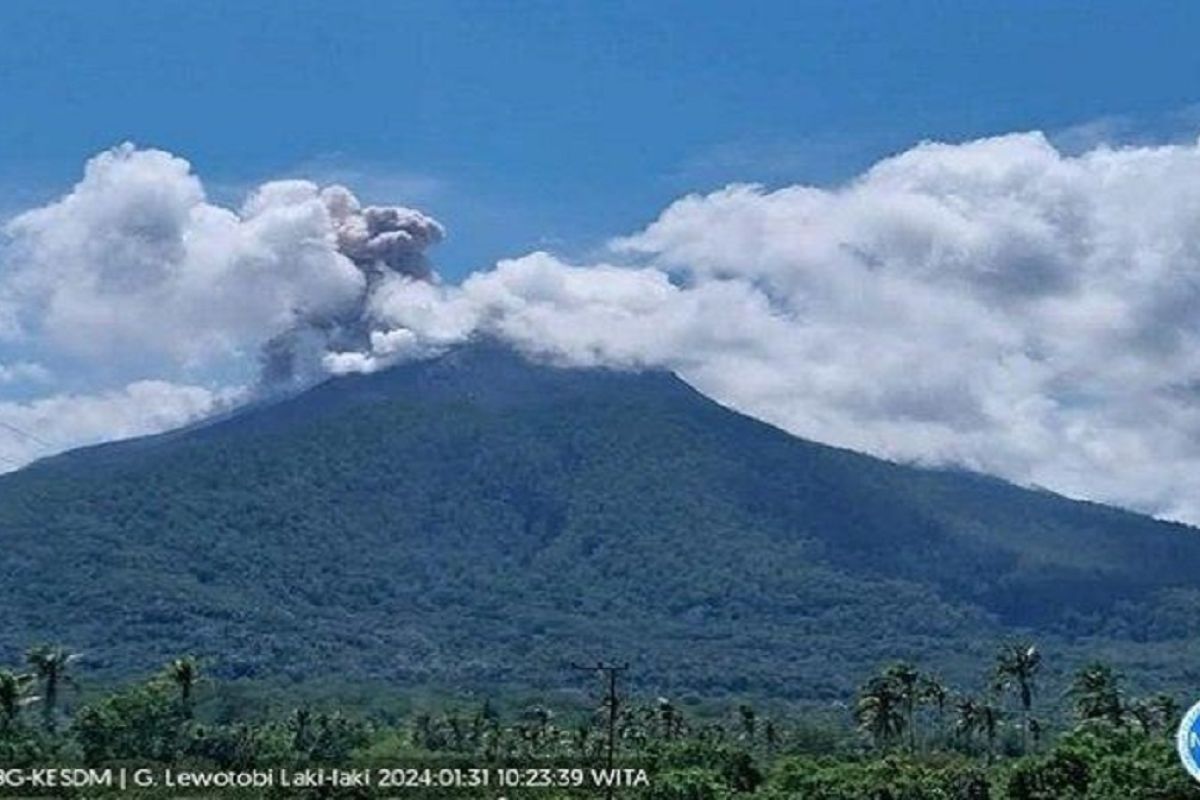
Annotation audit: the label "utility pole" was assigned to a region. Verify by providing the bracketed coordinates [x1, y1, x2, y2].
[571, 661, 629, 800]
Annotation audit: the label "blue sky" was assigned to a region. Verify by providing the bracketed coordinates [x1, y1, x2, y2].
[4, 1, 1200, 277]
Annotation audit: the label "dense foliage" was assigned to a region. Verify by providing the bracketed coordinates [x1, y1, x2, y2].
[2, 344, 1200, 699]
[0, 643, 1197, 798]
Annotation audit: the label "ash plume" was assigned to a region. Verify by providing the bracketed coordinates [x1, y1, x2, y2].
[256, 185, 446, 389]
[322, 185, 444, 281]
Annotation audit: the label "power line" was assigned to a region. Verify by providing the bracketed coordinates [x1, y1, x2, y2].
[0, 420, 53, 449]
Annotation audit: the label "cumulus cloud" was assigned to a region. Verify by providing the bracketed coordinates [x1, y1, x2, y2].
[0, 143, 444, 470]
[1, 143, 443, 381]
[0, 381, 240, 470]
[336, 132, 1200, 523]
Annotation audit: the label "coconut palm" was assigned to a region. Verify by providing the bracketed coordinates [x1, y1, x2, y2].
[1068, 663, 1124, 726]
[0, 670, 34, 726]
[26, 645, 78, 733]
[994, 642, 1041, 752]
[1128, 693, 1178, 736]
[955, 696, 982, 744]
[764, 719, 780, 754]
[737, 704, 757, 743]
[1129, 698, 1156, 735]
[1029, 716, 1043, 749]
[1154, 694, 1180, 730]
[856, 676, 906, 751]
[166, 657, 199, 718]
[656, 697, 684, 740]
[920, 675, 949, 745]
[290, 707, 313, 751]
[519, 705, 554, 754]
[411, 711, 433, 749]
[445, 713, 467, 751]
[979, 701, 1002, 762]
[956, 695, 1003, 764]
[883, 662, 922, 750]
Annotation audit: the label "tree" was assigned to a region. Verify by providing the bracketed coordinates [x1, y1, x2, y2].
[0, 670, 34, 727]
[1068, 663, 1124, 726]
[955, 696, 1003, 764]
[883, 662, 922, 750]
[1149, 693, 1180, 732]
[656, 697, 684, 740]
[994, 642, 1041, 753]
[26, 645, 78, 733]
[412, 711, 434, 749]
[1128, 693, 1179, 736]
[1128, 699, 1156, 736]
[737, 704, 757, 743]
[519, 705, 554, 754]
[763, 719, 780, 754]
[290, 707, 313, 754]
[920, 674, 949, 745]
[856, 676, 905, 750]
[474, 697, 498, 745]
[166, 657, 199, 719]
[74, 681, 185, 764]
[445, 713, 466, 751]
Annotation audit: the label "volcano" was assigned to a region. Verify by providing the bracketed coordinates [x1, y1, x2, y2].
[2, 342, 1199, 701]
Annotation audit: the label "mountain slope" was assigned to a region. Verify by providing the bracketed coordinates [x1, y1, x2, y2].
[2, 343, 1199, 700]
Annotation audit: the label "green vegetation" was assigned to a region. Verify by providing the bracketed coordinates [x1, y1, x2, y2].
[0, 642, 1196, 798]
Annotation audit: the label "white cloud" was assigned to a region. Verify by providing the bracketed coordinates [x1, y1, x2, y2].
[1, 143, 441, 376]
[346, 132, 1200, 523]
[0, 143, 445, 468]
[0, 381, 241, 470]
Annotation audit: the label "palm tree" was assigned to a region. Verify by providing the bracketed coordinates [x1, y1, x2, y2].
[481, 718, 502, 761]
[994, 642, 1041, 752]
[570, 722, 592, 758]
[519, 705, 554, 754]
[883, 663, 922, 750]
[446, 713, 466, 751]
[764, 719, 780, 754]
[0, 670, 34, 726]
[1128, 698, 1156, 735]
[1068, 663, 1124, 726]
[856, 676, 906, 751]
[920, 675, 949, 746]
[979, 700, 1002, 762]
[26, 645, 78, 733]
[166, 657, 199, 718]
[1028, 716, 1043, 750]
[737, 704, 757, 743]
[290, 707, 313, 751]
[1128, 693, 1178, 736]
[1151, 694, 1181, 731]
[412, 711, 434, 749]
[955, 696, 1003, 764]
[656, 697, 684, 740]
[955, 697, 982, 745]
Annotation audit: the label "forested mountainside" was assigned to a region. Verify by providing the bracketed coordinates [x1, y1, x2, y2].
[2, 343, 1199, 701]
